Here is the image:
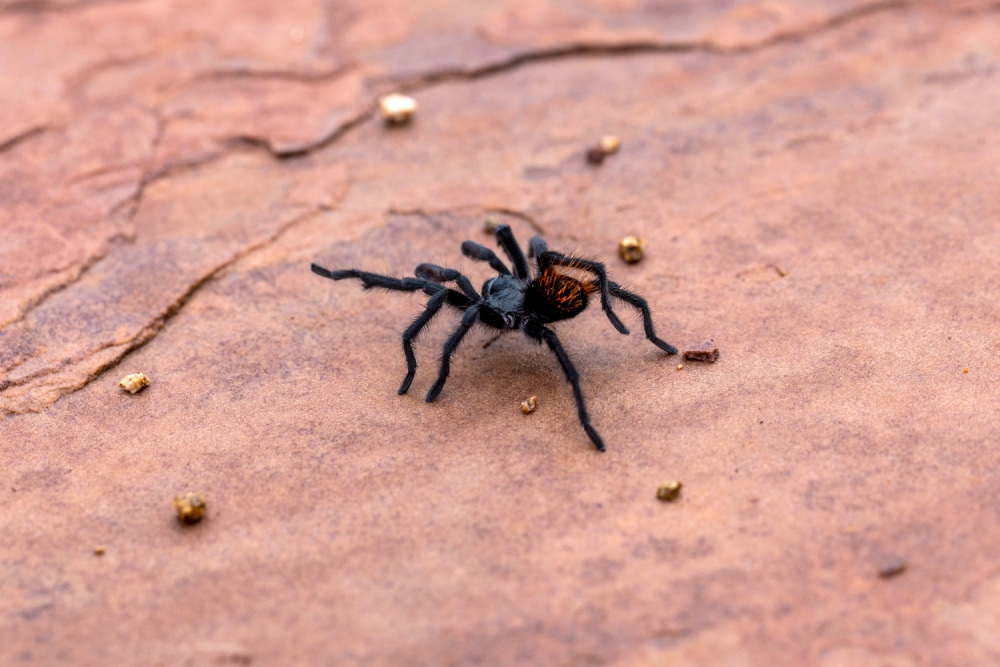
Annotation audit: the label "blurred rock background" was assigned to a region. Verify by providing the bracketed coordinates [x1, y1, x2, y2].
[2, 1, 999, 664]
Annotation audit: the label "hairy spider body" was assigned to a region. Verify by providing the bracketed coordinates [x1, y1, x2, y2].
[529, 264, 599, 321]
[311, 224, 677, 451]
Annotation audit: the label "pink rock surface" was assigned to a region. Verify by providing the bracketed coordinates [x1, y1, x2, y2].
[3, 1, 1000, 665]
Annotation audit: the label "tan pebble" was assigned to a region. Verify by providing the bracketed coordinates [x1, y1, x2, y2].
[618, 236, 646, 264]
[379, 93, 417, 124]
[521, 396, 538, 414]
[657, 481, 683, 502]
[677, 364, 684, 370]
[118, 372, 150, 394]
[94, 545, 106, 556]
[964, 367, 969, 373]
[599, 135, 621, 154]
[484, 218, 500, 234]
[174, 492, 207, 524]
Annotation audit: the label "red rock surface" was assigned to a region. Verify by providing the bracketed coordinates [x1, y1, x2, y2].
[3, 1, 1000, 664]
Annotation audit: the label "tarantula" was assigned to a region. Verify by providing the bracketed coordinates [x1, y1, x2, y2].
[310, 224, 677, 451]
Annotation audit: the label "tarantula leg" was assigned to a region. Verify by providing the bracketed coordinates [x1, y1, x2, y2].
[536, 252, 630, 335]
[312, 263, 477, 393]
[526, 321, 605, 452]
[311, 264, 425, 292]
[426, 305, 480, 403]
[607, 281, 678, 354]
[399, 289, 450, 395]
[312, 263, 472, 307]
[461, 241, 512, 276]
[527, 236, 547, 260]
[494, 224, 530, 279]
[415, 263, 480, 299]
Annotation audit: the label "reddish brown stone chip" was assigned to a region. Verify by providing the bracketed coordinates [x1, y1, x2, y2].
[682, 340, 720, 363]
[878, 559, 908, 579]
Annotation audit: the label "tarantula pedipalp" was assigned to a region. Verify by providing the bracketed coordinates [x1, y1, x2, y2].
[310, 224, 677, 451]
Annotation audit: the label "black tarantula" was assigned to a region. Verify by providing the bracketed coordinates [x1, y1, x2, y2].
[311, 224, 677, 451]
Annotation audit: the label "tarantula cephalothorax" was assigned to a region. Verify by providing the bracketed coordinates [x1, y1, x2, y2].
[310, 224, 677, 451]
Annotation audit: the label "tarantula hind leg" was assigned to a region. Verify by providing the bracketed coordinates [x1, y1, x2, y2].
[608, 281, 678, 355]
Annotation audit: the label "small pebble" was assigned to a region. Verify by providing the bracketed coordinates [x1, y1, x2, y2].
[677, 364, 684, 370]
[964, 368, 969, 373]
[94, 545, 106, 556]
[618, 236, 646, 264]
[683, 340, 720, 363]
[599, 135, 621, 154]
[174, 492, 207, 524]
[586, 135, 622, 165]
[521, 396, 538, 414]
[656, 481, 683, 502]
[379, 93, 417, 125]
[118, 372, 150, 394]
[878, 559, 908, 579]
[484, 218, 500, 234]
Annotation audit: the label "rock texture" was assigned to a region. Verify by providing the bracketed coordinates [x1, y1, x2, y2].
[3, 1, 1000, 665]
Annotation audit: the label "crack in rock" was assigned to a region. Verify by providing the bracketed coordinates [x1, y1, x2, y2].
[0, 151, 345, 415]
[0, 125, 48, 153]
[233, 0, 929, 162]
[0, 0, 137, 14]
[0, 0, 984, 416]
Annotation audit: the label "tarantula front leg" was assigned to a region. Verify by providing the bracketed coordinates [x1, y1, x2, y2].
[415, 263, 480, 300]
[607, 281, 678, 355]
[312, 263, 476, 393]
[311, 264, 427, 292]
[523, 320, 605, 451]
[312, 263, 472, 306]
[527, 235, 547, 260]
[461, 241, 512, 275]
[426, 305, 481, 403]
[398, 289, 449, 395]
[402, 266, 480, 395]
[536, 252, 629, 335]
[493, 224, 530, 279]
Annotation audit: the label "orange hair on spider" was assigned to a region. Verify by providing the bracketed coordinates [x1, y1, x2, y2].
[537, 266, 589, 315]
